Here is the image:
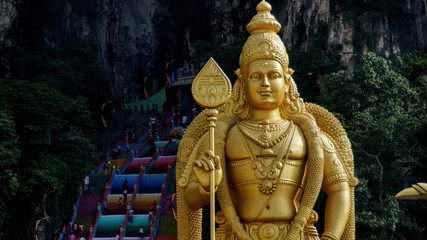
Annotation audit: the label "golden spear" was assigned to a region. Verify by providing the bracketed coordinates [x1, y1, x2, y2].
[191, 58, 232, 239]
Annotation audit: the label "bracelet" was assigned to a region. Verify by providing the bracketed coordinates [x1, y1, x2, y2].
[321, 231, 339, 240]
[198, 185, 218, 197]
[198, 185, 210, 197]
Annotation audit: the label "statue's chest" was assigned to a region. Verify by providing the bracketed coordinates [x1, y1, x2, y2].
[225, 122, 307, 193]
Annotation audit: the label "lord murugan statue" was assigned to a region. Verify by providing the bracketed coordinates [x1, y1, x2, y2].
[176, 1, 358, 239]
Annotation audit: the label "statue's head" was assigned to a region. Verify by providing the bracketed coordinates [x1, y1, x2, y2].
[239, 1, 288, 77]
[232, 0, 302, 119]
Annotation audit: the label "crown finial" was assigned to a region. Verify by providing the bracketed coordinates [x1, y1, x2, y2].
[246, 0, 281, 34]
[256, 0, 271, 12]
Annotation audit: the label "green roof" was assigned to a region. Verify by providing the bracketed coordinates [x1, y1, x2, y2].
[124, 85, 166, 112]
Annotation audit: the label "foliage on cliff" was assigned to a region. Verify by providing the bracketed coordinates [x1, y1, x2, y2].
[0, 39, 110, 239]
[318, 51, 427, 239]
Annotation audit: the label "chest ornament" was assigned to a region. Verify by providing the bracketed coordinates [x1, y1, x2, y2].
[237, 121, 296, 194]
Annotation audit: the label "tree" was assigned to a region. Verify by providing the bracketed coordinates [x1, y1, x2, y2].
[0, 109, 20, 227]
[0, 79, 99, 238]
[317, 52, 427, 239]
[0, 39, 108, 237]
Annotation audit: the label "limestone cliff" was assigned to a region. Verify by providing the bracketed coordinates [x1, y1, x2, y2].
[1, 0, 426, 98]
[279, 0, 427, 65]
[0, 0, 17, 45]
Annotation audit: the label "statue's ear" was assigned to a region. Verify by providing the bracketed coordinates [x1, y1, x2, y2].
[287, 68, 294, 75]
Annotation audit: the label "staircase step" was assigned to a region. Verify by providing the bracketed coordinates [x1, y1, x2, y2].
[156, 215, 177, 236]
[77, 195, 102, 215]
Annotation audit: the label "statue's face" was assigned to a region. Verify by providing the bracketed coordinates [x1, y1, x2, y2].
[244, 59, 287, 110]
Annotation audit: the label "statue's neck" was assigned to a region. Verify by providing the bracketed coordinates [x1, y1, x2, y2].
[247, 108, 282, 122]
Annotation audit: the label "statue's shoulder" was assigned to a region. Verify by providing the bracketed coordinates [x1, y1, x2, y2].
[177, 110, 238, 187]
[318, 131, 337, 153]
[226, 124, 240, 145]
[227, 123, 240, 137]
[304, 102, 358, 186]
[224, 123, 243, 160]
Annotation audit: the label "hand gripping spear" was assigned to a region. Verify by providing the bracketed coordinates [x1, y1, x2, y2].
[191, 58, 232, 239]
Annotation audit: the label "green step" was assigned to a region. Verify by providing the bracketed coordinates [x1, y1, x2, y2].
[156, 215, 177, 236]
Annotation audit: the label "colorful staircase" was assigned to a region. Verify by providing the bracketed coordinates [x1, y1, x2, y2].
[66, 112, 178, 240]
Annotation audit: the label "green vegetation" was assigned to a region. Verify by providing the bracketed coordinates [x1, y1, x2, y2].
[0, 39, 111, 239]
[352, 28, 377, 52]
[0, 110, 20, 227]
[401, 50, 427, 81]
[318, 52, 427, 239]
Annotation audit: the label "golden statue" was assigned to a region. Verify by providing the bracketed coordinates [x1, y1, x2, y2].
[176, 1, 358, 239]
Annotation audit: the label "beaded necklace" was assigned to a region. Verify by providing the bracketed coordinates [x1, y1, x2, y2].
[238, 120, 292, 156]
[239, 120, 290, 132]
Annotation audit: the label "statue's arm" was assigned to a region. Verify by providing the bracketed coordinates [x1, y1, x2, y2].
[320, 134, 351, 240]
[184, 181, 210, 210]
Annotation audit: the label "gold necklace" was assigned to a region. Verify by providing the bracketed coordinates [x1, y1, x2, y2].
[239, 120, 289, 132]
[240, 120, 289, 144]
[238, 121, 292, 157]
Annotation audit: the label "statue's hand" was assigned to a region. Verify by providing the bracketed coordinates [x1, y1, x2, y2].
[193, 150, 223, 191]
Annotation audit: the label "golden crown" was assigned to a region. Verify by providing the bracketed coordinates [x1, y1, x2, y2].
[239, 1, 288, 75]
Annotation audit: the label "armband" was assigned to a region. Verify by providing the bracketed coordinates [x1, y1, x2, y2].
[322, 172, 349, 190]
[321, 231, 339, 240]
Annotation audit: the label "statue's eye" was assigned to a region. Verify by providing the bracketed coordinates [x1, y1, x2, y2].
[250, 73, 260, 79]
[271, 72, 281, 79]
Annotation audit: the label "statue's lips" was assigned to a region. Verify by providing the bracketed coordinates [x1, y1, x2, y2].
[258, 91, 273, 96]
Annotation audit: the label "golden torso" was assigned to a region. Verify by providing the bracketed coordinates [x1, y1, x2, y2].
[225, 119, 307, 223]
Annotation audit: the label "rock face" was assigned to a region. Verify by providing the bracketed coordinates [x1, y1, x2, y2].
[1, 0, 426, 98]
[62, 0, 158, 97]
[0, 0, 17, 45]
[281, 0, 427, 65]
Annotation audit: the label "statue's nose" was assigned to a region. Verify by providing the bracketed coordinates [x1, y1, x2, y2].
[261, 75, 270, 86]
